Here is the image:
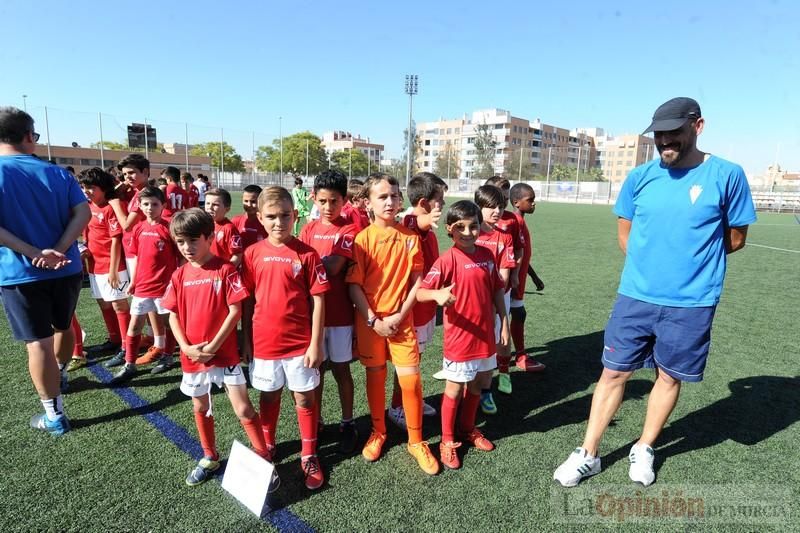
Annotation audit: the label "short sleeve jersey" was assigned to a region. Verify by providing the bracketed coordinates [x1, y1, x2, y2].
[402, 213, 440, 327]
[161, 257, 249, 372]
[345, 223, 423, 316]
[184, 184, 199, 208]
[476, 227, 516, 272]
[614, 156, 757, 307]
[231, 214, 267, 250]
[210, 218, 243, 261]
[128, 219, 179, 297]
[121, 187, 146, 258]
[241, 238, 330, 359]
[342, 202, 370, 233]
[0, 155, 85, 284]
[299, 217, 357, 327]
[86, 201, 125, 275]
[421, 247, 503, 361]
[495, 211, 524, 252]
[163, 183, 188, 219]
[510, 210, 533, 299]
[194, 180, 208, 202]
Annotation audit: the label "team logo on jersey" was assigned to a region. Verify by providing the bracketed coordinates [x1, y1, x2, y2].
[315, 263, 329, 284]
[95, 212, 105, 222]
[231, 235, 242, 248]
[212, 276, 222, 294]
[292, 260, 303, 278]
[506, 247, 515, 261]
[227, 271, 244, 293]
[217, 230, 224, 241]
[109, 219, 118, 231]
[156, 240, 165, 252]
[498, 243, 505, 254]
[341, 234, 354, 250]
[689, 184, 703, 205]
[424, 268, 441, 285]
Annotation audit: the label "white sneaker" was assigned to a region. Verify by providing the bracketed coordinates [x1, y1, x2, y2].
[553, 447, 601, 487]
[432, 370, 447, 380]
[628, 443, 656, 486]
[387, 406, 407, 430]
[422, 401, 437, 416]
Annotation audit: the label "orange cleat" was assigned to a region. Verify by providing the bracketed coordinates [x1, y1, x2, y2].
[362, 431, 387, 462]
[460, 428, 495, 452]
[135, 345, 163, 366]
[439, 441, 462, 470]
[407, 441, 440, 475]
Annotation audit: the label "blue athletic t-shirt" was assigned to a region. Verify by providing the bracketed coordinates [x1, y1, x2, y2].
[613, 155, 757, 307]
[0, 155, 86, 285]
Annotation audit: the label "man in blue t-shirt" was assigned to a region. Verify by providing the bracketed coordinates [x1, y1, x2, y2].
[0, 106, 91, 436]
[554, 97, 757, 488]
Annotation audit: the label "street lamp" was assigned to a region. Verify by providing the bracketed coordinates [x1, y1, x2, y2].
[279, 116, 283, 183]
[22, 94, 28, 112]
[404, 74, 418, 189]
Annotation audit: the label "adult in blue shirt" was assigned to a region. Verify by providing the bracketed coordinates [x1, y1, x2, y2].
[0, 106, 91, 436]
[554, 97, 756, 487]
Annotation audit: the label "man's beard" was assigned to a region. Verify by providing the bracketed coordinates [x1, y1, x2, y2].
[658, 143, 684, 167]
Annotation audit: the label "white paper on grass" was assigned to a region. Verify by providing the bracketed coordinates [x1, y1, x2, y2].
[221, 440, 276, 516]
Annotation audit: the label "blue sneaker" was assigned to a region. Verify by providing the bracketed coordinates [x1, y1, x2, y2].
[30, 413, 71, 436]
[480, 392, 497, 415]
[104, 350, 126, 368]
[186, 456, 220, 486]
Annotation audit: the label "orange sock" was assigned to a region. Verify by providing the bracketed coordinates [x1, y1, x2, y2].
[365, 367, 387, 434]
[240, 415, 268, 458]
[398, 372, 423, 444]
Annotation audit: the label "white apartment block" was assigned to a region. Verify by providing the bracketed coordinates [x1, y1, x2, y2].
[321, 131, 384, 166]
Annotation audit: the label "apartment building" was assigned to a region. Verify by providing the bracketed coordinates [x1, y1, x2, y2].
[585, 131, 655, 182]
[321, 131, 384, 167]
[35, 144, 211, 174]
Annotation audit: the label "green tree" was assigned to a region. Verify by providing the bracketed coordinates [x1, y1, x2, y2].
[433, 141, 460, 180]
[579, 166, 606, 182]
[190, 142, 244, 172]
[549, 163, 575, 181]
[255, 131, 328, 175]
[90, 140, 165, 153]
[503, 148, 536, 181]
[385, 158, 407, 180]
[330, 148, 370, 178]
[401, 122, 421, 178]
[472, 123, 497, 179]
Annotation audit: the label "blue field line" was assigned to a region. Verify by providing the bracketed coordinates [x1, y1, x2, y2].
[87, 364, 315, 533]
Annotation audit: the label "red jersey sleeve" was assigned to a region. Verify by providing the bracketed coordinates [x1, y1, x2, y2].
[160, 272, 179, 313]
[305, 250, 331, 296]
[228, 225, 243, 256]
[409, 234, 424, 273]
[500, 233, 516, 269]
[241, 247, 256, 292]
[421, 255, 449, 290]
[107, 207, 123, 239]
[128, 223, 140, 256]
[221, 263, 250, 305]
[332, 227, 356, 260]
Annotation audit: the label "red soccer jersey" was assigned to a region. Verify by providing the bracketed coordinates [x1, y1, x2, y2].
[184, 184, 199, 208]
[231, 214, 267, 250]
[163, 183, 189, 219]
[161, 257, 249, 373]
[122, 187, 146, 258]
[241, 238, 330, 359]
[421, 246, 504, 361]
[85, 202, 125, 275]
[510, 210, 532, 299]
[210, 218, 243, 261]
[476, 227, 516, 273]
[299, 217, 357, 327]
[495, 210, 523, 252]
[342, 202, 370, 233]
[402, 213, 440, 327]
[128, 219, 180, 298]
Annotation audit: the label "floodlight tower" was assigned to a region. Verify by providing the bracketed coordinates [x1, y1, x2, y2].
[404, 74, 418, 189]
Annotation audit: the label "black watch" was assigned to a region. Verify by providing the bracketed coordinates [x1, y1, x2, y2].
[366, 316, 377, 328]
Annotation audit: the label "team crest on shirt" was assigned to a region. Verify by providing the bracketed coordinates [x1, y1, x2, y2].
[109, 219, 118, 231]
[341, 234, 354, 250]
[315, 263, 329, 284]
[291, 260, 303, 278]
[212, 276, 222, 294]
[156, 240, 165, 252]
[506, 247, 514, 261]
[689, 184, 703, 205]
[231, 235, 242, 248]
[424, 268, 440, 285]
[95, 212, 105, 222]
[217, 230, 224, 241]
[227, 271, 244, 293]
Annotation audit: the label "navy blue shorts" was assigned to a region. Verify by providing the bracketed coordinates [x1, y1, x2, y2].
[601, 294, 716, 382]
[0, 274, 82, 342]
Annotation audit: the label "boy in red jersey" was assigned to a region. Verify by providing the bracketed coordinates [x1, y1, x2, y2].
[508, 182, 546, 372]
[161, 166, 189, 220]
[418, 200, 509, 469]
[341, 178, 370, 232]
[161, 208, 269, 486]
[204, 188, 243, 266]
[241, 186, 329, 490]
[231, 184, 267, 250]
[474, 185, 516, 411]
[299, 170, 359, 454]
[78, 168, 132, 377]
[181, 173, 199, 208]
[388, 172, 444, 429]
[346, 173, 440, 475]
[111, 187, 181, 383]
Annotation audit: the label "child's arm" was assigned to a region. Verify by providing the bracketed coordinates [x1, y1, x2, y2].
[415, 206, 442, 231]
[107, 198, 139, 232]
[322, 255, 347, 276]
[240, 297, 255, 363]
[304, 294, 325, 369]
[169, 312, 208, 361]
[108, 235, 123, 289]
[229, 253, 241, 267]
[493, 287, 510, 357]
[499, 267, 510, 286]
[126, 257, 137, 296]
[417, 283, 456, 307]
[349, 283, 395, 337]
[199, 301, 242, 362]
[383, 272, 422, 330]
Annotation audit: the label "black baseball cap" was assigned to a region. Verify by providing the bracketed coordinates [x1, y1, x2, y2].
[643, 97, 702, 134]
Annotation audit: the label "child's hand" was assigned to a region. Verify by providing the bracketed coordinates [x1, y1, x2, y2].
[434, 284, 456, 307]
[429, 206, 442, 229]
[373, 318, 396, 338]
[108, 270, 121, 290]
[184, 342, 209, 361]
[304, 345, 322, 369]
[498, 325, 511, 355]
[381, 314, 402, 334]
[126, 283, 135, 297]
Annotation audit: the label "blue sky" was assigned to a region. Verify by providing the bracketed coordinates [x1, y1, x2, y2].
[1, 0, 798, 175]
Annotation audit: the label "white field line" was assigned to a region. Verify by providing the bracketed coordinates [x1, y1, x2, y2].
[747, 243, 800, 254]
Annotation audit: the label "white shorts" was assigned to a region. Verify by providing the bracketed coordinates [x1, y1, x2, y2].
[89, 271, 130, 302]
[322, 326, 353, 364]
[441, 355, 497, 383]
[130, 295, 168, 316]
[510, 298, 524, 308]
[249, 355, 320, 393]
[415, 318, 436, 354]
[180, 365, 247, 397]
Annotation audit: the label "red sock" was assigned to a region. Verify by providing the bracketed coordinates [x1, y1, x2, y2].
[510, 317, 525, 355]
[296, 406, 318, 457]
[458, 391, 480, 434]
[497, 354, 511, 374]
[440, 394, 459, 443]
[164, 330, 176, 356]
[71, 315, 84, 356]
[115, 310, 131, 361]
[125, 334, 141, 364]
[398, 373, 423, 444]
[240, 415, 268, 458]
[101, 306, 121, 344]
[259, 396, 281, 448]
[365, 367, 387, 434]
[194, 410, 218, 460]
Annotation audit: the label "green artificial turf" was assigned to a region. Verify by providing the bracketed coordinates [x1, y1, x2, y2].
[1, 199, 798, 532]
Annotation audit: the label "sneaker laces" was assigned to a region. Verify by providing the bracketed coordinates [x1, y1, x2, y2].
[303, 457, 320, 476]
[441, 441, 461, 461]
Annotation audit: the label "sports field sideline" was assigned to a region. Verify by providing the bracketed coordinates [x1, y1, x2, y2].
[1, 200, 798, 532]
